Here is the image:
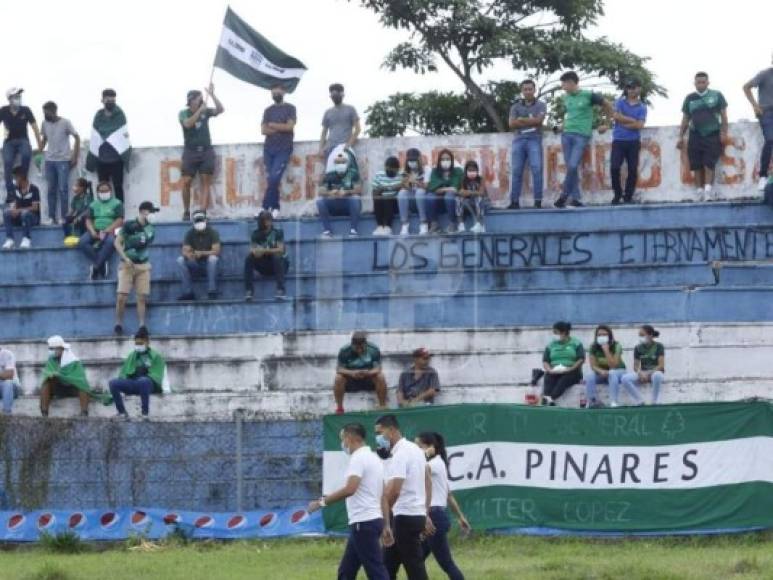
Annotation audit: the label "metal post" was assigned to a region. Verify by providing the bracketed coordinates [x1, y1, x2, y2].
[235, 410, 243, 512]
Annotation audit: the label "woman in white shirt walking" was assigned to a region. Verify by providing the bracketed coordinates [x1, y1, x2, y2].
[415, 432, 470, 580]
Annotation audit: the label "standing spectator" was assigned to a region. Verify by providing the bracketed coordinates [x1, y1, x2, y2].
[39, 335, 108, 417]
[179, 85, 224, 220]
[319, 83, 360, 161]
[109, 327, 169, 420]
[244, 210, 288, 300]
[743, 55, 773, 191]
[397, 148, 430, 236]
[78, 181, 123, 280]
[621, 325, 666, 405]
[508, 79, 547, 209]
[427, 149, 462, 233]
[261, 84, 296, 218]
[2, 166, 41, 249]
[334, 331, 387, 414]
[307, 423, 389, 580]
[542, 321, 585, 405]
[40, 101, 80, 223]
[63, 178, 93, 240]
[372, 156, 403, 236]
[554, 71, 613, 208]
[377, 414, 434, 580]
[177, 210, 221, 301]
[317, 146, 362, 238]
[415, 432, 469, 580]
[677, 72, 728, 201]
[457, 160, 489, 233]
[0, 343, 21, 415]
[114, 201, 157, 336]
[583, 325, 626, 408]
[0, 87, 43, 196]
[85, 89, 131, 202]
[397, 347, 440, 407]
[610, 80, 647, 204]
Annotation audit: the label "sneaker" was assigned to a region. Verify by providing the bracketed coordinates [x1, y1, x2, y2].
[177, 292, 196, 301]
[758, 177, 768, 192]
[271, 208, 281, 220]
[320, 230, 333, 239]
[611, 195, 622, 206]
[507, 202, 520, 210]
[530, 368, 545, 386]
[245, 291, 254, 302]
[275, 287, 287, 299]
[554, 196, 568, 209]
[41, 409, 49, 417]
[114, 324, 123, 336]
[335, 406, 345, 415]
[19, 237, 31, 249]
[568, 199, 584, 208]
[207, 291, 220, 300]
[182, 211, 190, 221]
[458, 222, 466, 233]
[695, 188, 705, 202]
[470, 222, 484, 234]
[623, 195, 634, 204]
[102, 262, 110, 279]
[372, 226, 386, 236]
[349, 228, 359, 237]
[534, 200, 542, 209]
[1, 238, 13, 250]
[89, 265, 97, 281]
[113, 412, 130, 421]
[419, 223, 429, 235]
[80, 410, 89, 418]
[428, 222, 441, 234]
[445, 223, 458, 234]
[704, 184, 715, 201]
[139, 415, 150, 422]
[400, 223, 410, 236]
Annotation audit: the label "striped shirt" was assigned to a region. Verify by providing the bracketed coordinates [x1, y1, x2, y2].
[372, 171, 403, 197]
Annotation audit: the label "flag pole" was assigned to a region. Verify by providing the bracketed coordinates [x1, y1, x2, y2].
[206, 65, 216, 105]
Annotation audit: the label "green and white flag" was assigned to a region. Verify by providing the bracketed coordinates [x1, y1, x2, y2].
[85, 106, 131, 172]
[322, 401, 773, 534]
[41, 350, 112, 405]
[214, 7, 307, 93]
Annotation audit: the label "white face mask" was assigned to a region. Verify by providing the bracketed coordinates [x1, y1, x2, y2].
[48, 348, 57, 357]
[597, 335, 609, 345]
[193, 221, 207, 231]
[98, 191, 111, 201]
[440, 159, 452, 170]
[639, 336, 648, 345]
[334, 163, 348, 175]
[135, 345, 148, 353]
[407, 161, 418, 170]
[466, 171, 478, 180]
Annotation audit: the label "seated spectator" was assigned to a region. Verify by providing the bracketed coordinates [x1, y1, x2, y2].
[114, 201, 157, 336]
[177, 210, 221, 301]
[396, 347, 440, 407]
[245, 210, 288, 300]
[542, 321, 585, 405]
[317, 145, 362, 238]
[0, 343, 21, 415]
[457, 160, 489, 233]
[40, 335, 109, 417]
[397, 147, 430, 236]
[63, 178, 93, 241]
[2, 166, 40, 250]
[584, 325, 626, 408]
[78, 181, 123, 280]
[427, 149, 462, 233]
[334, 331, 387, 414]
[621, 325, 665, 405]
[371, 155, 403, 236]
[109, 327, 169, 420]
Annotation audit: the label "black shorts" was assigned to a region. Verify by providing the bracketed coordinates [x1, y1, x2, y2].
[45, 378, 79, 398]
[345, 377, 376, 393]
[181, 146, 216, 177]
[687, 133, 722, 171]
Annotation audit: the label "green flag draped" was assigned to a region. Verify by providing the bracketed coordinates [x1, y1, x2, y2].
[119, 349, 168, 393]
[41, 357, 112, 405]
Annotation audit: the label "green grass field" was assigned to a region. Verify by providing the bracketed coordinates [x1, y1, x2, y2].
[2, 533, 773, 580]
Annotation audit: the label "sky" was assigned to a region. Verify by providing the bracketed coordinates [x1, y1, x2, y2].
[1, 0, 769, 147]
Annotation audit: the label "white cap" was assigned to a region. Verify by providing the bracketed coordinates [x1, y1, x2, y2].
[6, 87, 23, 99]
[47, 335, 70, 349]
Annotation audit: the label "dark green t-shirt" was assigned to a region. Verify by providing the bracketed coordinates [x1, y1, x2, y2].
[70, 192, 93, 215]
[589, 341, 626, 370]
[121, 220, 155, 264]
[543, 337, 585, 367]
[184, 226, 220, 252]
[338, 343, 381, 370]
[179, 108, 216, 148]
[681, 90, 727, 137]
[88, 198, 124, 232]
[250, 226, 287, 258]
[634, 341, 665, 371]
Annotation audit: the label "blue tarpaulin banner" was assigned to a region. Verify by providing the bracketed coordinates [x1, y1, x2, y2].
[0, 507, 323, 542]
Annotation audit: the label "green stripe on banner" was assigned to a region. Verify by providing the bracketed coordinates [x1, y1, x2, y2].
[322, 401, 773, 533]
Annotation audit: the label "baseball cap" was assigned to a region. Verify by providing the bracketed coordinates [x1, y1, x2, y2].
[47, 335, 70, 349]
[6, 87, 23, 99]
[624, 78, 641, 88]
[412, 347, 431, 358]
[139, 201, 160, 213]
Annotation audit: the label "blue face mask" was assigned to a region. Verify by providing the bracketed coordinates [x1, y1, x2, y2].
[375, 434, 391, 451]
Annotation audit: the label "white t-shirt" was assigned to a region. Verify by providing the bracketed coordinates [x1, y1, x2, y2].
[0, 348, 18, 383]
[428, 455, 450, 508]
[387, 438, 428, 517]
[344, 446, 384, 525]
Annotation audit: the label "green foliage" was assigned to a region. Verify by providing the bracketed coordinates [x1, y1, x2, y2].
[24, 564, 72, 580]
[38, 531, 85, 554]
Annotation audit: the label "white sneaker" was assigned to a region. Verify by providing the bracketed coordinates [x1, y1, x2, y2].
[372, 226, 384, 236]
[19, 237, 31, 249]
[271, 208, 280, 220]
[419, 223, 429, 235]
[470, 222, 485, 234]
[695, 188, 705, 202]
[758, 177, 768, 192]
[400, 224, 410, 236]
[458, 222, 466, 233]
[2, 238, 14, 250]
[349, 229, 359, 237]
[320, 230, 333, 239]
[704, 184, 714, 201]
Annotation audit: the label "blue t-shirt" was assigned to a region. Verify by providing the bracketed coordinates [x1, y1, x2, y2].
[613, 98, 647, 141]
[262, 103, 296, 154]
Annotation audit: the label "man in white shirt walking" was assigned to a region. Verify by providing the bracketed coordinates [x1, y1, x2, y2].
[375, 414, 435, 580]
[308, 423, 389, 580]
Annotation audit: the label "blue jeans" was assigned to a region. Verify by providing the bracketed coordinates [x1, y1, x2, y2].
[426, 190, 457, 223]
[423, 507, 465, 580]
[2, 381, 20, 414]
[177, 255, 219, 294]
[584, 369, 626, 404]
[3, 208, 39, 239]
[760, 110, 773, 178]
[620, 371, 665, 405]
[397, 187, 428, 223]
[510, 137, 544, 202]
[338, 518, 388, 580]
[2, 138, 32, 195]
[561, 133, 590, 199]
[263, 149, 292, 210]
[316, 196, 361, 232]
[109, 377, 154, 416]
[45, 160, 71, 221]
[78, 232, 116, 270]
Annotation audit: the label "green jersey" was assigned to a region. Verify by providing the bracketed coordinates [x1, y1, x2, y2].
[634, 341, 665, 371]
[121, 219, 155, 264]
[562, 90, 605, 137]
[543, 337, 585, 367]
[589, 341, 626, 370]
[250, 226, 286, 258]
[88, 197, 123, 232]
[338, 342, 381, 370]
[681, 90, 728, 137]
[179, 107, 216, 148]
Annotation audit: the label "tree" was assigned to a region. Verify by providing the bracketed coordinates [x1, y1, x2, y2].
[353, 0, 666, 136]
